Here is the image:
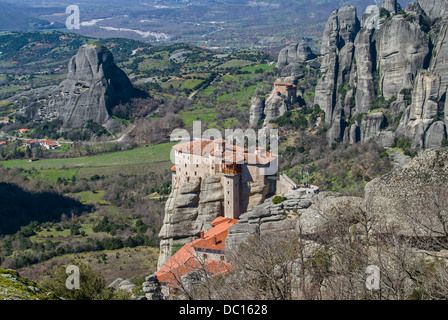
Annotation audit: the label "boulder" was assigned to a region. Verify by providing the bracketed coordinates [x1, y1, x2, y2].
[364, 148, 448, 237]
[425, 121, 447, 148]
[108, 278, 135, 293]
[382, 0, 401, 14]
[277, 41, 316, 70]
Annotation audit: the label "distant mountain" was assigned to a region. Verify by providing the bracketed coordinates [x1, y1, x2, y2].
[0, 0, 415, 50]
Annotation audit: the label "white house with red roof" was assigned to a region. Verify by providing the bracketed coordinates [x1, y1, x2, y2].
[39, 140, 59, 150]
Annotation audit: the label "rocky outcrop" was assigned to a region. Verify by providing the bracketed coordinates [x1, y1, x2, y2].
[249, 96, 265, 127]
[364, 148, 448, 237]
[430, 15, 448, 92]
[396, 71, 447, 149]
[251, 74, 299, 126]
[226, 193, 314, 252]
[157, 176, 223, 270]
[382, 0, 402, 14]
[417, 0, 448, 20]
[360, 112, 387, 142]
[314, 6, 360, 125]
[296, 193, 365, 236]
[0, 268, 59, 300]
[307, 0, 448, 150]
[277, 41, 317, 70]
[108, 278, 135, 293]
[375, 13, 430, 101]
[10, 44, 145, 133]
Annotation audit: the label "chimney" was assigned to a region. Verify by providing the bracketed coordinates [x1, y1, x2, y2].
[200, 230, 204, 239]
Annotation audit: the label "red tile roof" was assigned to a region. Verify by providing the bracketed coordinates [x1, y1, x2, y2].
[155, 217, 238, 287]
[173, 139, 277, 165]
[23, 139, 38, 144]
[40, 140, 58, 146]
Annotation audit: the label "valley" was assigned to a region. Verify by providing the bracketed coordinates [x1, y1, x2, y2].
[0, 0, 447, 302]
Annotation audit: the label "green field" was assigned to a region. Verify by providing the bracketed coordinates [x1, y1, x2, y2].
[0, 142, 176, 182]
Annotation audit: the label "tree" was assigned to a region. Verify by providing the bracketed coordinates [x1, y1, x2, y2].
[41, 260, 131, 300]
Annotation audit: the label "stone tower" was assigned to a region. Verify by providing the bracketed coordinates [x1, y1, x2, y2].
[222, 164, 241, 219]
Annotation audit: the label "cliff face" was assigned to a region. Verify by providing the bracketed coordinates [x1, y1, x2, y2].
[277, 41, 317, 75]
[318, 0, 447, 148]
[270, 0, 448, 150]
[157, 176, 223, 270]
[10, 44, 145, 132]
[314, 5, 360, 125]
[364, 148, 448, 236]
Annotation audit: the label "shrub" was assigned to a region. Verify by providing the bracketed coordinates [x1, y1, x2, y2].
[171, 242, 184, 255]
[272, 196, 286, 204]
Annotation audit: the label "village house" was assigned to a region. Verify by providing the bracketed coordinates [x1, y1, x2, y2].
[0, 118, 12, 124]
[40, 140, 59, 150]
[23, 139, 39, 148]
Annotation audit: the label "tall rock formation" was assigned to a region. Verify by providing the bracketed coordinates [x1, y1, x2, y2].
[375, 10, 430, 101]
[309, 0, 448, 149]
[10, 44, 145, 133]
[158, 176, 224, 270]
[314, 6, 360, 125]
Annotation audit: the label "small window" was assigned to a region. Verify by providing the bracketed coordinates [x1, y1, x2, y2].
[196, 164, 199, 168]
[227, 191, 230, 194]
[227, 201, 230, 204]
[195, 172, 197, 176]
